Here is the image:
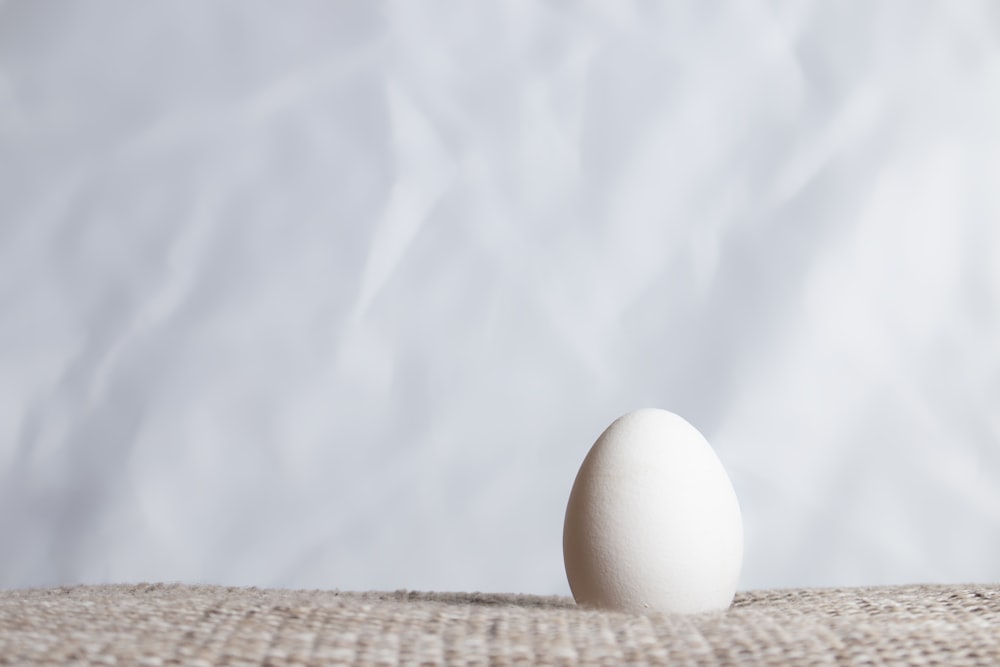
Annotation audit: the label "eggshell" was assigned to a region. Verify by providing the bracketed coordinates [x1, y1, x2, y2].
[563, 408, 742, 614]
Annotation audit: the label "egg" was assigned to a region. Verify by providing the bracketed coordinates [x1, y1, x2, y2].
[563, 408, 743, 614]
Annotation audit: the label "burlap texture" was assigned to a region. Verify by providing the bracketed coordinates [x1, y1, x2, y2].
[1, 583, 998, 665]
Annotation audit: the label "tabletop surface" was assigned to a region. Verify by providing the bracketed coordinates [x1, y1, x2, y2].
[2, 583, 999, 666]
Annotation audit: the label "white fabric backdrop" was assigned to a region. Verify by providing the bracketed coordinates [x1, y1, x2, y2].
[1, 1, 999, 595]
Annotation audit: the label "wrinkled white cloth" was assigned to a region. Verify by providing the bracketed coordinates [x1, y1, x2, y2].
[1, 1, 998, 595]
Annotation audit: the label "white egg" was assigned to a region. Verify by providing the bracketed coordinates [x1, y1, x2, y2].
[563, 408, 743, 614]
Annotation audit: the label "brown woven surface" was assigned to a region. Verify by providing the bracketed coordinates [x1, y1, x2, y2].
[1, 584, 998, 666]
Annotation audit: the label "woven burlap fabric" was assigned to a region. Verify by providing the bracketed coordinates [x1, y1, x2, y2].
[1, 584, 998, 666]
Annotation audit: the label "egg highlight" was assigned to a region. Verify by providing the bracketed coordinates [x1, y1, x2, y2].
[563, 408, 743, 614]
